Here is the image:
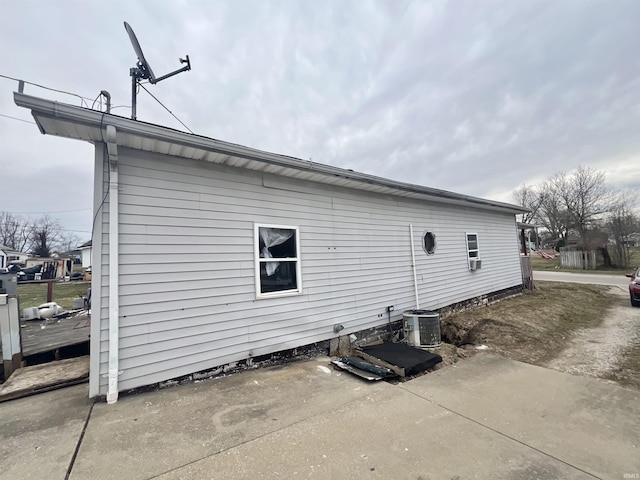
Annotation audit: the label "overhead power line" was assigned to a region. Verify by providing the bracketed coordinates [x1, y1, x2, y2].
[0, 112, 36, 125]
[2, 208, 92, 215]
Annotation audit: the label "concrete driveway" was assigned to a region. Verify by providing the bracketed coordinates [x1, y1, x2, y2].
[1, 353, 638, 479]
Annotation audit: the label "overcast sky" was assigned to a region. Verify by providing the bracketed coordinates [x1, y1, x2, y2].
[1, 0, 639, 242]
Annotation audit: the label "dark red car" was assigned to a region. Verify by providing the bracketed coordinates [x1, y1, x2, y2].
[627, 267, 640, 307]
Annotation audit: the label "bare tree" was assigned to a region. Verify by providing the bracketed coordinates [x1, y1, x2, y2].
[29, 215, 62, 257]
[536, 173, 572, 244]
[1, 212, 83, 256]
[511, 184, 542, 224]
[560, 166, 618, 249]
[57, 232, 81, 253]
[0, 212, 31, 251]
[606, 192, 637, 269]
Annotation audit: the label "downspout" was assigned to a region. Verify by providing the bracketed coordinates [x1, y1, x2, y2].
[105, 125, 120, 404]
[409, 224, 420, 309]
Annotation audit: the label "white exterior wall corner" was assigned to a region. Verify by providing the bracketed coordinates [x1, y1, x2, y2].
[95, 147, 523, 395]
[89, 144, 107, 398]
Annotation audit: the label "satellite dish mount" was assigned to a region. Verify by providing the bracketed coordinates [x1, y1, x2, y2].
[124, 21, 191, 120]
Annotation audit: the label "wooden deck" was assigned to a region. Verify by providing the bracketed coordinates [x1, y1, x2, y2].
[0, 312, 91, 363]
[20, 313, 91, 356]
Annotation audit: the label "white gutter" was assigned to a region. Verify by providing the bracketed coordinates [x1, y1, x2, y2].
[409, 224, 420, 309]
[105, 125, 120, 404]
[13, 92, 529, 216]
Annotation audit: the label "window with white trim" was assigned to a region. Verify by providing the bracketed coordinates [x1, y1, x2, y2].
[255, 224, 302, 297]
[466, 232, 479, 262]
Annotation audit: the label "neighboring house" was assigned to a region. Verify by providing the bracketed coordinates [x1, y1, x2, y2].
[78, 240, 92, 270]
[16, 92, 528, 403]
[0, 245, 29, 268]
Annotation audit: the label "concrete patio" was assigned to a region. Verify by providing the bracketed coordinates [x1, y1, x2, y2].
[1, 353, 638, 479]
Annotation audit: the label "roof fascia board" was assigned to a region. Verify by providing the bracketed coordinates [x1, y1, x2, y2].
[14, 92, 529, 214]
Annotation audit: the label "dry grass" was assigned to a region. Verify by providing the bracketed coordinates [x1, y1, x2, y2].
[17, 281, 91, 310]
[441, 281, 616, 366]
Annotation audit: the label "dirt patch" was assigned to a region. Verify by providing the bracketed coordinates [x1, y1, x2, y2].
[546, 285, 640, 388]
[439, 281, 640, 389]
[545, 287, 635, 373]
[441, 281, 615, 364]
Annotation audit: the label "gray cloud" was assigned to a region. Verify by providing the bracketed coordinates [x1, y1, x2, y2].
[1, 0, 639, 238]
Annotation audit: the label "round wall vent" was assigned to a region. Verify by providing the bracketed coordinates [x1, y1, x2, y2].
[423, 231, 436, 255]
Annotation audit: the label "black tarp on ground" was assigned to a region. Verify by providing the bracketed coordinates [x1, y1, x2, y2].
[360, 342, 442, 376]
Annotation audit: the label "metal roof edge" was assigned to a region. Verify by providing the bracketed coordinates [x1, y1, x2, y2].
[14, 92, 529, 214]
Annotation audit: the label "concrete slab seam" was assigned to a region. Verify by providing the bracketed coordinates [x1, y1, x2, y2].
[65, 397, 96, 480]
[397, 385, 604, 480]
[144, 387, 391, 479]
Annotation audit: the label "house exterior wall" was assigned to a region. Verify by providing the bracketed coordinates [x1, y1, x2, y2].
[11, 252, 29, 265]
[94, 147, 522, 394]
[0, 250, 27, 266]
[80, 247, 92, 269]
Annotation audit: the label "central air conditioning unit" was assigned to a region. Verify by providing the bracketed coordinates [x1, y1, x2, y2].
[469, 258, 482, 271]
[403, 309, 441, 347]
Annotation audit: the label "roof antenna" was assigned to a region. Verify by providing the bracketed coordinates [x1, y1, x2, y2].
[124, 21, 191, 120]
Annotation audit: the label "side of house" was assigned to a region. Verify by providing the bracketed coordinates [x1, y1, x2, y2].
[0, 246, 29, 269]
[15, 92, 527, 402]
[79, 241, 92, 270]
[90, 148, 522, 395]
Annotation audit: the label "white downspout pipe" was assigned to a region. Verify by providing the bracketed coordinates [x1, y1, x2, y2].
[409, 224, 420, 309]
[105, 125, 119, 404]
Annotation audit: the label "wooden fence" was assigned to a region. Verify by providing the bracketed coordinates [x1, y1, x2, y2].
[559, 249, 596, 270]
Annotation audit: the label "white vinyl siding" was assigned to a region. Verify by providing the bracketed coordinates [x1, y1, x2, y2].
[95, 148, 523, 393]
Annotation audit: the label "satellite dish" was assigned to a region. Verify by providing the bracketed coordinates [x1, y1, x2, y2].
[124, 21, 192, 120]
[124, 21, 156, 83]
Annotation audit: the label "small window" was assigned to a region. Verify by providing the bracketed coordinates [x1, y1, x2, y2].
[255, 224, 302, 298]
[466, 233, 480, 263]
[423, 232, 436, 255]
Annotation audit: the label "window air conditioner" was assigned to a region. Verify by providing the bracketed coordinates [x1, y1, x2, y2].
[469, 258, 482, 271]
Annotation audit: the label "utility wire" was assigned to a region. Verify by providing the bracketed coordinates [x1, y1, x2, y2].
[138, 83, 194, 133]
[0, 73, 92, 108]
[0, 112, 36, 125]
[2, 208, 92, 215]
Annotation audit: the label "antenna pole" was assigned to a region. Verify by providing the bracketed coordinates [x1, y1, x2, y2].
[131, 71, 137, 120]
[124, 22, 191, 120]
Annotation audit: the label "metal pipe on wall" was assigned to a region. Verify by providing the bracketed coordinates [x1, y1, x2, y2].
[409, 224, 420, 309]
